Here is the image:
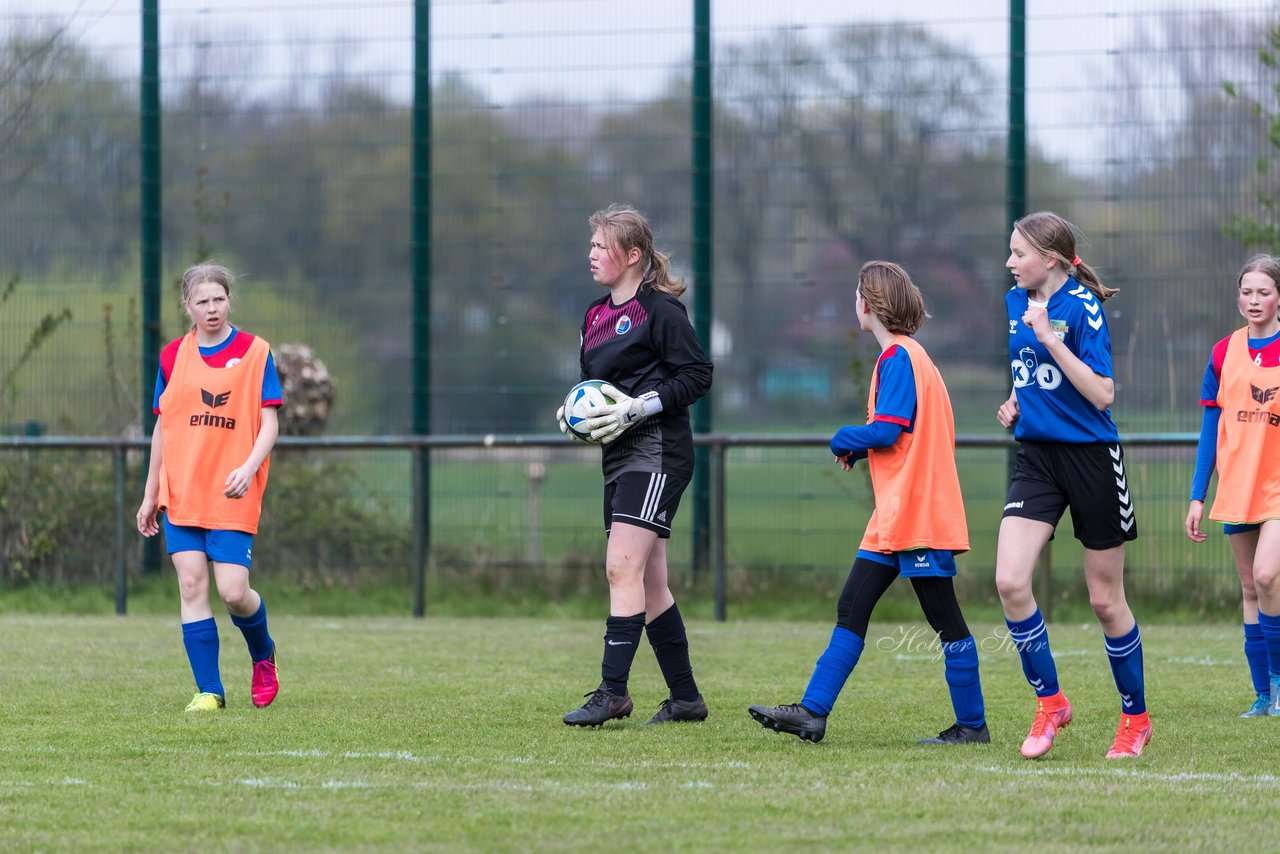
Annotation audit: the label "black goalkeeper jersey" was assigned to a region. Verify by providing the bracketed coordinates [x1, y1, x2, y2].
[579, 286, 713, 480]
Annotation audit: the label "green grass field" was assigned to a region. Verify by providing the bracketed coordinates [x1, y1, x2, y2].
[1, 614, 1271, 852]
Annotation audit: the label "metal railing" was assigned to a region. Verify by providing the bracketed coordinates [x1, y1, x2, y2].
[0, 432, 1197, 619]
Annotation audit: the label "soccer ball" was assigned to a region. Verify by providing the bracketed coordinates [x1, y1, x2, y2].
[562, 380, 615, 442]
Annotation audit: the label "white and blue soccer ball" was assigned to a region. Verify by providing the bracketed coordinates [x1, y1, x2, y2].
[562, 380, 614, 443]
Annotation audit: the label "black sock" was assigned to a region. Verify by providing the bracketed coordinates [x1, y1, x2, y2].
[601, 612, 645, 695]
[646, 603, 699, 701]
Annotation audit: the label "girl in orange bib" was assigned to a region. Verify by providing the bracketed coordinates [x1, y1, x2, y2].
[1185, 254, 1280, 717]
[748, 261, 987, 746]
[136, 263, 283, 712]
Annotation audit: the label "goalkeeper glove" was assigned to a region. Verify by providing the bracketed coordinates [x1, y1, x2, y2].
[585, 384, 660, 444]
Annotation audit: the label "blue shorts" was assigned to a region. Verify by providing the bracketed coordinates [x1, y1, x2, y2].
[856, 548, 957, 578]
[1225, 522, 1261, 535]
[163, 517, 254, 568]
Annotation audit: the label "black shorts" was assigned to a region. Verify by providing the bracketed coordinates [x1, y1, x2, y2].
[603, 471, 689, 538]
[1002, 442, 1138, 549]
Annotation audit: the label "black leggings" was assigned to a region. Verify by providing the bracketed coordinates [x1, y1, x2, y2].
[835, 557, 971, 643]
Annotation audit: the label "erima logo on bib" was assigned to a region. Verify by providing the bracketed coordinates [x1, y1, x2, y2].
[1251, 384, 1279, 404]
[615, 316, 632, 335]
[201, 389, 231, 408]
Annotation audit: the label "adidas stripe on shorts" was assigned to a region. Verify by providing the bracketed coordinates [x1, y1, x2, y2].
[603, 471, 690, 538]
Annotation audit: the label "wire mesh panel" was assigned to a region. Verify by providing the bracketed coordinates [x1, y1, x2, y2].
[0, 1, 1274, 608]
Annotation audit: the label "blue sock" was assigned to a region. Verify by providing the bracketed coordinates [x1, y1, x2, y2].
[181, 617, 223, 696]
[1244, 622, 1269, 698]
[801, 627, 864, 716]
[1104, 623, 1146, 715]
[229, 600, 274, 663]
[1006, 610, 1059, 697]
[1258, 610, 1280, 677]
[942, 635, 985, 728]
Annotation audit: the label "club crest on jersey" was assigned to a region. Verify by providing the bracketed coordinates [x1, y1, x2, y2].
[614, 315, 632, 335]
[1050, 319, 1068, 341]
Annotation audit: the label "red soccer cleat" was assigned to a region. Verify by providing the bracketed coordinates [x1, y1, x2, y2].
[1020, 691, 1072, 759]
[1105, 711, 1152, 759]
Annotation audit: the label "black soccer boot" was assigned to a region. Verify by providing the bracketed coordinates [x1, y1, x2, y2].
[644, 695, 709, 724]
[747, 702, 827, 743]
[563, 683, 633, 727]
[917, 722, 991, 745]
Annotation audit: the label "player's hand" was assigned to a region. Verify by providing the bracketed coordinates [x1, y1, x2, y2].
[1185, 500, 1207, 543]
[224, 465, 254, 499]
[555, 404, 569, 435]
[996, 393, 1020, 428]
[136, 497, 160, 537]
[584, 384, 656, 445]
[835, 452, 857, 472]
[1022, 306, 1055, 346]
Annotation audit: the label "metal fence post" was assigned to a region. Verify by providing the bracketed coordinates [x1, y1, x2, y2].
[113, 444, 128, 615]
[712, 438, 727, 622]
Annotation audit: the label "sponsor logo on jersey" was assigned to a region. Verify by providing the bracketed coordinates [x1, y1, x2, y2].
[1009, 319, 1018, 334]
[615, 315, 632, 335]
[1250, 383, 1278, 404]
[1004, 500, 1024, 510]
[192, 389, 236, 429]
[1050, 319, 1068, 341]
[1236, 409, 1280, 427]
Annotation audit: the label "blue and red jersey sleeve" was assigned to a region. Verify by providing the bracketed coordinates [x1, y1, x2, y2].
[153, 330, 283, 414]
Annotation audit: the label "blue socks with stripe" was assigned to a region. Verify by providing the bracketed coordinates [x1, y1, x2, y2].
[1244, 621, 1269, 698]
[1006, 609, 1059, 697]
[181, 617, 223, 696]
[942, 635, 985, 728]
[229, 600, 275, 663]
[801, 627, 864, 716]
[1104, 623, 1146, 715]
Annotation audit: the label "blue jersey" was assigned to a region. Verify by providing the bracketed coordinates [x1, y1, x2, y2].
[1006, 281, 1119, 443]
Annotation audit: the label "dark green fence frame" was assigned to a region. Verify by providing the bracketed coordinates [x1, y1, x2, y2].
[0, 432, 1194, 621]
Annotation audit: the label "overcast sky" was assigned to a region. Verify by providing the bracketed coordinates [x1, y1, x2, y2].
[0, 0, 1271, 164]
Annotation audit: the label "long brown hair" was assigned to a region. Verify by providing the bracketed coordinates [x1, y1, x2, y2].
[588, 205, 685, 297]
[858, 260, 928, 335]
[1237, 253, 1280, 288]
[1014, 211, 1117, 301]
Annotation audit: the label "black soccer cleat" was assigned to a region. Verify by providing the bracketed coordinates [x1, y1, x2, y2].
[747, 702, 827, 743]
[644, 694, 709, 724]
[917, 722, 991, 745]
[563, 683, 633, 727]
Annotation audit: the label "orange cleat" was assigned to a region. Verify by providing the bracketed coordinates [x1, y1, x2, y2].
[1020, 691, 1072, 759]
[1105, 711, 1152, 759]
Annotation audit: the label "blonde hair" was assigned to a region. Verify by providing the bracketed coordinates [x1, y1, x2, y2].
[858, 260, 928, 335]
[1014, 211, 1117, 301]
[588, 205, 685, 297]
[179, 263, 235, 329]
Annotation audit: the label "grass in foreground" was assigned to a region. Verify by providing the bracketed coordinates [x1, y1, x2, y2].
[0, 615, 1272, 852]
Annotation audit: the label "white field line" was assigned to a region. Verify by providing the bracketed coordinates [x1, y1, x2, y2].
[239, 748, 758, 771]
[974, 765, 1280, 788]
